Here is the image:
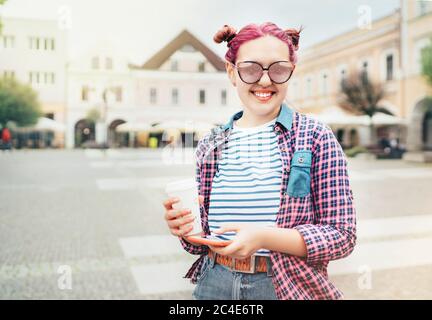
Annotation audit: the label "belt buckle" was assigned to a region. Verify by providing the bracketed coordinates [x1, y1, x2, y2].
[231, 255, 256, 274]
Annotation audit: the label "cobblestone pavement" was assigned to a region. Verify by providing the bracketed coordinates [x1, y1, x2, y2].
[0, 148, 431, 299]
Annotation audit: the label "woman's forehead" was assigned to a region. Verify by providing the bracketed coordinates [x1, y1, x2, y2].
[236, 35, 290, 63]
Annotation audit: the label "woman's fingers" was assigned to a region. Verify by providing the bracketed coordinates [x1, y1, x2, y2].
[171, 223, 194, 237]
[164, 207, 191, 221]
[163, 197, 180, 211]
[167, 213, 195, 229]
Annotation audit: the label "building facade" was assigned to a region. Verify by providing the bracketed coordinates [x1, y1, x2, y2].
[288, 0, 432, 155]
[0, 16, 68, 130]
[66, 30, 241, 148]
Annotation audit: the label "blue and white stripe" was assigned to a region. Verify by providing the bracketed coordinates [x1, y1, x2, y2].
[208, 118, 282, 256]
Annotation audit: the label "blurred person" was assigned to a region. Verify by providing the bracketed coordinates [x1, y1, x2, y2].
[163, 22, 357, 300]
[1, 127, 12, 151]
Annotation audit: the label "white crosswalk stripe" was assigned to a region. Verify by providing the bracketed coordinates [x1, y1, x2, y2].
[118, 214, 432, 296]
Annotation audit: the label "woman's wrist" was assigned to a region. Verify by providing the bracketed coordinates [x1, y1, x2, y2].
[258, 226, 307, 258]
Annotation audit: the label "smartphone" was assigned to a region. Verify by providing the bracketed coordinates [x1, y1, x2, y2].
[184, 234, 233, 247]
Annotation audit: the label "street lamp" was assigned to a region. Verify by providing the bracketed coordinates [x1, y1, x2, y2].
[95, 86, 116, 149]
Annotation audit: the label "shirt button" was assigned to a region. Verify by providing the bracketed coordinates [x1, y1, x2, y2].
[298, 157, 304, 163]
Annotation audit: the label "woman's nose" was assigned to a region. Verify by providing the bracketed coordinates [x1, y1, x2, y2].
[257, 70, 272, 86]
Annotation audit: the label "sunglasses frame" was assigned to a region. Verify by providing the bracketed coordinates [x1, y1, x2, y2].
[228, 60, 296, 84]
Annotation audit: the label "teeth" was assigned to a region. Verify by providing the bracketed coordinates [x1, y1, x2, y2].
[254, 92, 273, 98]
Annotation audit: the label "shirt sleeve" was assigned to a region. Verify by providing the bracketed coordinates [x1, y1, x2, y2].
[293, 126, 357, 267]
[178, 138, 209, 255]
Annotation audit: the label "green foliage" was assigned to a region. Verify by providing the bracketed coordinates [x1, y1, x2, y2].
[344, 145, 369, 158]
[0, 77, 42, 127]
[421, 40, 432, 87]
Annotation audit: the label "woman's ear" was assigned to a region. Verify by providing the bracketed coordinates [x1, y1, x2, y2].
[225, 61, 236, 87]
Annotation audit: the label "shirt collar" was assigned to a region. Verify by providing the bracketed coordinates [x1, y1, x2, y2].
[222, 102, 293, 132]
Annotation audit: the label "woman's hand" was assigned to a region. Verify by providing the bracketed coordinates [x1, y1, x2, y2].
[209, 223, 266, 260]
[163, 195, 205, 241]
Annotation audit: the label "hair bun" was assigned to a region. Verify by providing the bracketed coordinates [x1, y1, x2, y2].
[213, 24, 237, 46]
[284, 26, 303, 51]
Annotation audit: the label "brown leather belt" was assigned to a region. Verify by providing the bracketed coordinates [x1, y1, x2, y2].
[208, 250, 270, 274]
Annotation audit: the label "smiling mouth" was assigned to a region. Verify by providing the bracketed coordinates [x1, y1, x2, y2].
[250, 90, 276, 101]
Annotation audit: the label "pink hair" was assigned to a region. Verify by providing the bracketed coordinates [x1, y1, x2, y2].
[214, 22, 302, 65]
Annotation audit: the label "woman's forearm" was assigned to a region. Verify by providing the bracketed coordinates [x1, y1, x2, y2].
[259, 227, 307, 258]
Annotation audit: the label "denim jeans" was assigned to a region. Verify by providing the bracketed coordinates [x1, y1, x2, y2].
[192, 255, 278, 300]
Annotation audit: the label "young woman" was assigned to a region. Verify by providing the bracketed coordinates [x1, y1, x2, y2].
[163, 22, 357, 300]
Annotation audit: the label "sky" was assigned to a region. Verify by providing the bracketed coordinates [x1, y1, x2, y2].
[0, 0, 401, 64]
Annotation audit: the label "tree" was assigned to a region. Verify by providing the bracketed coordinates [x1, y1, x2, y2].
[421, 39, 432, 87]
[0, 77, 42, 128]
[338, 71, 394, 146]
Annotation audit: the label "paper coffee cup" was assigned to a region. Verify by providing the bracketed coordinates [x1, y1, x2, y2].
[165, 178, 203, 236]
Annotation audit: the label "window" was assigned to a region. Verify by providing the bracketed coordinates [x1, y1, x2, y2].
[172, 88, 178, 105]
[81, 86, 90, 101]
[150, 88, 157, 104]
[289, 81, 298, 100]
[340, 69, 347, 89]
[3, 71, 15, 79]
[199, 89, 206, 105]
[29, 37, 54, 50]
[320, 73, 329, 95]
[30, 72, 41, 84]
[36, 72, 55, 84]
[386, 54, 394, 81]
[305, 77, 312, 98]
[221, 89, 227, 106]
[361, 60, 369, 81]
[417, 0, 432, 16]
[29, 37, 35, 49]
[2, 35, 15, 48]
[105, 57, 113, 70]
[91, 57, 99, 70]
[171, 60, 178, 71]
[198, 62, 205, 72]
[114, 87, 122, 102]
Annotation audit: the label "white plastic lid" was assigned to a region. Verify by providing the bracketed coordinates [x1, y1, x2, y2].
[165, 177, 196, 194]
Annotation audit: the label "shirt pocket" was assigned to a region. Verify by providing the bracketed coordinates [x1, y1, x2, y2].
[287, 150, 312, 198]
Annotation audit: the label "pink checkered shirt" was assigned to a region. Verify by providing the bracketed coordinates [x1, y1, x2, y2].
[179, 103, 357, 300]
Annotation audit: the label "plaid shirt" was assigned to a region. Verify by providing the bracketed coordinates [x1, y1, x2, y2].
[179, 103, 357, 300]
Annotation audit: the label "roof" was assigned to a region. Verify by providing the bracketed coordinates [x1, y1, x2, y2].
[130, 29, 225, 71]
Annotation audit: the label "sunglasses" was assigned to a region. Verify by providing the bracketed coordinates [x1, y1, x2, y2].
[229, 60, 295, 84]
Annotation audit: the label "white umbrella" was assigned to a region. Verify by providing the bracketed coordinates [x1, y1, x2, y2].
[35, 117, 65, 132]
[116, 122, 153, 132]
[366, 113, 408, 126]
[152, 120, 217, 133]
[307, 106, 407, 126]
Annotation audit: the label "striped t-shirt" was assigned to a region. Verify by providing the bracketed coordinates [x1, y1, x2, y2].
[208, 116, 282, 256]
